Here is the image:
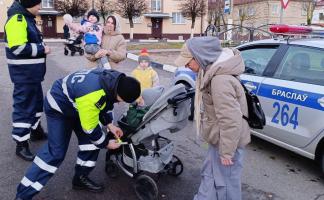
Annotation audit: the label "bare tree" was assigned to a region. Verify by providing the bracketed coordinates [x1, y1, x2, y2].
[208, 0, 226, 30]
[114, 0, 147, 39]
[301, 0, 317, 25]
[96, 0, 115, 24]
[56, 0, 89, 17]
[180, 0, 207, 38]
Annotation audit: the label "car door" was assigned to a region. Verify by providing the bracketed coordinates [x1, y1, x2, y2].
[238, 44, 279, 95]
[256, 45, 324, 148]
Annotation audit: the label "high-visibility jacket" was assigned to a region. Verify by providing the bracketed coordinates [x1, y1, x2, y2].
[4, 1, 46, 83]
[46, 68, 124, 148]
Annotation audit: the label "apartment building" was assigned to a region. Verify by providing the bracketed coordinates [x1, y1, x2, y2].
[208, 0, 308, 28]
[312, 0, 324, 26]
[232, 0, 308, 27]
[0, 0, 62, 38]
[117, 0, 207, 39]
[0, 0, 208, 39]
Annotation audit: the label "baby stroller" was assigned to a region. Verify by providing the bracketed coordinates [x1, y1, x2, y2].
[105, 84, 195, 200]
[64, 33, 84, 56]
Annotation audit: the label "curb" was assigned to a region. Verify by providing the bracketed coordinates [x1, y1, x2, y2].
[10, 39, 179, 73]
[126, 52, 177, 73]
[43, 39, 184, 43]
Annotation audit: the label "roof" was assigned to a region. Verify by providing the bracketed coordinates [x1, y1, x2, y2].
[238, 38, 324, 49]
[232, 0, 307, 5]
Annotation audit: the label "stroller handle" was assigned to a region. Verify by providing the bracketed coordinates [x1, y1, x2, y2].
[167, 89, 195, 105]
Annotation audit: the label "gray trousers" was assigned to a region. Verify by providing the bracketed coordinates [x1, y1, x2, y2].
[84, 44, 110, 68]
[194, 145, 244, 200]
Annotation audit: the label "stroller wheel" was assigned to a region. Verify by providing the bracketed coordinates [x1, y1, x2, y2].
[167, 155, 183, 177]
[71, 51, 75, 56]
[64, 48, 68, 56]
[134, 174, 158, 200]
[79, 49, 84, 55]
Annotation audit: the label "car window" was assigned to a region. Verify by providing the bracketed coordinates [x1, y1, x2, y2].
[240, 47, 277, 75]
[273, 46, 324, 86]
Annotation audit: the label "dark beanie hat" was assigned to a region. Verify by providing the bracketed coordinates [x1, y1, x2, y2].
[18, 0, 42, 8]
[87, 9, 100, 22]
[117, 76, 141, 103]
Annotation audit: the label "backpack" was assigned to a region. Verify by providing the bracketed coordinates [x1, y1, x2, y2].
[234, 76, 266, 129]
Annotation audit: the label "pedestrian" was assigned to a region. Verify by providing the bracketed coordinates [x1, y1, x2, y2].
[15, 68, 141, 199]
[4, 0, 50, 161]
[63, 23, 70, 40]
[65, 9, 110, 68]
[175, 36, 251, 200]
[87, 15, 127, 69]
[131, 48, 159, 105]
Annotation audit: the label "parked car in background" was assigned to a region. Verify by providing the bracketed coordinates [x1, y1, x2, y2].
[174, 25, 324, 172]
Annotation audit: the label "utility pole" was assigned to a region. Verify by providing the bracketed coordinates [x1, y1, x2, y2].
[92, 0, 95, 9]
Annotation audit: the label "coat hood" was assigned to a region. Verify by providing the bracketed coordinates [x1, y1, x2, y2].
[7, 1, 35, 18]
[187, 36, 223, 70]
[201, 48, 245, 90]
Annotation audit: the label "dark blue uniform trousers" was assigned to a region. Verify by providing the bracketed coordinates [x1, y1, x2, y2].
[12, 83, 43, 142]
[16, 99, 100, 199]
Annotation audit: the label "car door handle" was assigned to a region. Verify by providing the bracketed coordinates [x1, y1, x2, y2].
[318, 97, 324, 108]
[244, 82, 257, 91]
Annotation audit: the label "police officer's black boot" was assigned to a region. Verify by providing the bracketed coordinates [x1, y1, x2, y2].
[16, 141, 34, 161]
[30, 123, 47, 141]
[72, 175, 104, 193]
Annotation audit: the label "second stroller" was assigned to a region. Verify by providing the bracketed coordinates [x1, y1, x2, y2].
[64, 33, 84, 56]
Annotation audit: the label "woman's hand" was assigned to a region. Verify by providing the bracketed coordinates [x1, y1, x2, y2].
[220, 157, 234, 166]
[95, 49, 108, 59]
[107, 123, 123, 138]
[107, 139, 121, 149]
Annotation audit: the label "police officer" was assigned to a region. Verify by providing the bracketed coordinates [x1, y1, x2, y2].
[5, 0, 49, 161]
[15, 68, 141, 199]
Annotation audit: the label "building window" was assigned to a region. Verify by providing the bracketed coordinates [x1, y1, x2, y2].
[247, 7, 255, 16]
[238, 8, 244, 17]
[152, 0, 161, 12]
[271, 4, 279, 15]
[172, 12, 185, 24]
[301, 3, 308, 16]
[320, 13, 324, 20]
[42, 0, 54, 8]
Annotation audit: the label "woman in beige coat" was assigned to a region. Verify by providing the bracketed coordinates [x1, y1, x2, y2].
[87, 15, 127, 69]
[175, 36, 251, 200]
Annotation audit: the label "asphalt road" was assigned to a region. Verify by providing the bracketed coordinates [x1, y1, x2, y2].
[0, 43, 324, 200]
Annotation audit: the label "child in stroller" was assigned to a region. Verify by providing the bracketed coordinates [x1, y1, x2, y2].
[64, 33, 84, 56]
[105, 84, 195, 200]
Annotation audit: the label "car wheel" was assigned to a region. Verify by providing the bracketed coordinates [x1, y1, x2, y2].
[320, 148, 324, 173]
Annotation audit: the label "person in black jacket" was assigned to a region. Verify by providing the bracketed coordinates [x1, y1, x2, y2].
[4, 0, 50, 161]
[63, 23, 70, 39]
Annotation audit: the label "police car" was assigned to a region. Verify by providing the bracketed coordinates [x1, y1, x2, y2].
[174, 25, 324, 172]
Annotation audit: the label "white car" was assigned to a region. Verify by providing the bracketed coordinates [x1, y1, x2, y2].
[174, 25, 324, 172]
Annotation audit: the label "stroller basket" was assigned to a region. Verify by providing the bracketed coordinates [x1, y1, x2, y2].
[122, 136, 174, 173]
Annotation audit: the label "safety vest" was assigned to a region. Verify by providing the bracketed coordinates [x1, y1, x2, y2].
[4, 1, 46, 83]
[46, 69, 123, 148]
